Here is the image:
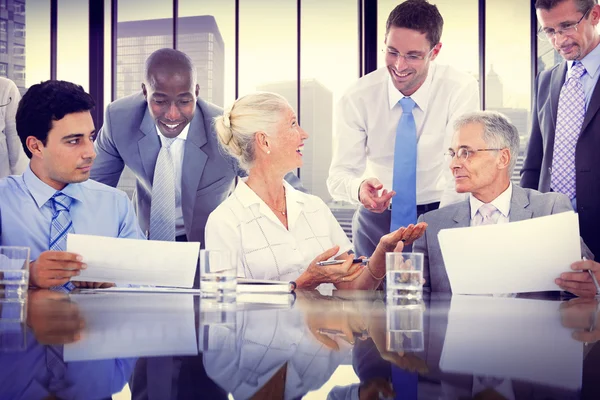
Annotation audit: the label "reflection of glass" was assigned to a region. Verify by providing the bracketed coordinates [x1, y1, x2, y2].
[386, 297, 425, 353]
[386, 252, 424, 299]
[199, 249, 237, 300]
[198, 298, 237, 351]
[0, 279, 27, 352]
[0, 246, 30, 297]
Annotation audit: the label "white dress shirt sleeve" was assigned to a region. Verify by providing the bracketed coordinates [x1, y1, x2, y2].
[439, 78, 480, 208]
[327, 94, 369, 205]
[325, 201, 354, 256]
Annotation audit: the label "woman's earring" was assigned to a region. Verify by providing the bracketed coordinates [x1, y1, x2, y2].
[267, 150, 271, 154]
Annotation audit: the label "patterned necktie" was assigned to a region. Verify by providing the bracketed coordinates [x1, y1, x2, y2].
[49, 192, 74, 251]
[551, 61, 586, 199]
[391, 97, 417, 232]
[473, 203, 500, 226]
[150, 137, 177, 241]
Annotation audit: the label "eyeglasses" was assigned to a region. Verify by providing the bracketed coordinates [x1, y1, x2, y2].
[383, 47, 435, 64]
[444, 147, 504, 162]
[538, 8, 590, 40]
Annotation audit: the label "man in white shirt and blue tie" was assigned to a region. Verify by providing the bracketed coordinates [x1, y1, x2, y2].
[327, 0, 479, 259]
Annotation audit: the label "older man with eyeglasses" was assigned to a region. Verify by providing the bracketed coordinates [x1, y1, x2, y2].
[327, 0, 479, 261]
[522, 0, 600, 262]
[413, 111, 594, 294]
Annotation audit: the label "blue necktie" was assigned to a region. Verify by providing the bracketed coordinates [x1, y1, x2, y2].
[392, 365, 418, 400]
[391, 97, 417, 232]
[49, 192, 76, 291]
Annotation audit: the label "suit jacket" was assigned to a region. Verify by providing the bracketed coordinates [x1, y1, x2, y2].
[521, 61, 600, 259]
[90, 93, 240, 247]
[413, 185, 594, 293]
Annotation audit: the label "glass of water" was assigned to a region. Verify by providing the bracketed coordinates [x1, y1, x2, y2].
[199, 250, 237, 300]
[0, 246, 30, 297]
[386, 252, 424, 299]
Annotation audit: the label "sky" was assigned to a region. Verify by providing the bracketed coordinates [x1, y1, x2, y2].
[25, 0, 536, 112]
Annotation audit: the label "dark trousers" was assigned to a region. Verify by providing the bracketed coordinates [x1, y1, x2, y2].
[352, 202, 439, 257]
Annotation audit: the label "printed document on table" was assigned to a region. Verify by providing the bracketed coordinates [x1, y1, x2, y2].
[438, 211, 581, 294]
[64, 293, 198, 361]
[67, 233, 200, 288]
[439, 295, 582, 390]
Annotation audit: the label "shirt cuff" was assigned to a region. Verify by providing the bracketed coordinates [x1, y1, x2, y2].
[350, 177, 365, 205]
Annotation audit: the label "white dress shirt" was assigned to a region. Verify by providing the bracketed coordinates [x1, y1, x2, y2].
[155, 123, 190, 237]
[469, 183, 513, 225]
[327, 63, 479, 206]
[205, 178, 353, 289]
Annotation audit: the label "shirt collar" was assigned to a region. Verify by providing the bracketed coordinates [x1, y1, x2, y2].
[23, 165, 84, 209]
[235, 177, 304, 210]
[155, 122, 190, 144]
[469, 182, 513, 220]
[567, 41, 600, 79]
[387, 63, 435, 112]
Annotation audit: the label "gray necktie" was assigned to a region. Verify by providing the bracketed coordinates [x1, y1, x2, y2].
[473, 203, 500, 226]
[150, 137, 177, 241]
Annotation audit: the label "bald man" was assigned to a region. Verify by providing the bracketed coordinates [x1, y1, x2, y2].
[91, 48, 239, 270]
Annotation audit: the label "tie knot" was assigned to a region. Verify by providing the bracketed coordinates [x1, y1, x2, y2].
[399, 97, 416, 113]
[478, 203, 498, 219]
[161, 136, 177, 149]
[569, 62, 586, 79]
[51, 192, 73, 212]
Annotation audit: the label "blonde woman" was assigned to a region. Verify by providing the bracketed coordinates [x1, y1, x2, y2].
[205, 92, 425, 290]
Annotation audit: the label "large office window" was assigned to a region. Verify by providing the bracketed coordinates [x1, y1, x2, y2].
[57, 0, 89, 91]
[179, 0, 234, 108]
[300, 0, 358, 204]
[238, 0, 297, 106]
[25, 0, 51, 92]
[485, 0, 531, 184]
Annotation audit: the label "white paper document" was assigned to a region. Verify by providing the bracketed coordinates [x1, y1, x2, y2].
[66, 233, 200, 288]
[439, 295, 583, 390]
[63, 293, 198, 361]
[438, 211, 581, 294]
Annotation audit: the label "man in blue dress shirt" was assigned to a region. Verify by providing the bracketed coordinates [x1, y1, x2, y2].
[0, 80, 144, 289]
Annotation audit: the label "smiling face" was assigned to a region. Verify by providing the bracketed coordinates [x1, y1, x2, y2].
[142, 69, 200, 138]
[449, 122, 510, 201]
[269, 106, 309, 173]
[537, 0, 600, 61]
[384, 26, 440, 96]
[27, 111, 96, 190]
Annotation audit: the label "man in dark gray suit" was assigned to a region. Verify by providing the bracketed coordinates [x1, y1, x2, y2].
[414, 111, 593, 293]
[521, 0, 600, 259]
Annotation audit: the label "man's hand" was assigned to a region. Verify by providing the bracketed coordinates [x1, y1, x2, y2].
[30, 251, 87, 288]
[556, 259, 600, 298]
[26, 290, 85, 345]
[359, 178, 395, 213]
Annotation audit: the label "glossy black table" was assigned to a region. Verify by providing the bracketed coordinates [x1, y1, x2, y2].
[1, 289, 598, 399]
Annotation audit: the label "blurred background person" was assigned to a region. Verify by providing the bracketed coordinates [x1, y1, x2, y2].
[0, 77, 27, 178]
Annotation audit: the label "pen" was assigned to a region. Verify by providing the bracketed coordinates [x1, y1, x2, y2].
[316, 258, 368, 267]
[584, 256, 600, 296]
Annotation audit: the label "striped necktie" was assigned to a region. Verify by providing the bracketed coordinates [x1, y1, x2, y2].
[49, 192, 74, 251]
[150, 137, 177, 241]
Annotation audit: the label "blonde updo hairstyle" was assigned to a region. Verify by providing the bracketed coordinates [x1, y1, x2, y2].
[214, 92, 290, 172]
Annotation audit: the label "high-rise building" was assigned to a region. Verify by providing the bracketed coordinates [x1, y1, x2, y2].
[0, 0, 26, 93]
[485, 64, 503, 109]
[257, 79, 334, 202]
[116, 15, 224, 106]
[115, 15, 225, 198]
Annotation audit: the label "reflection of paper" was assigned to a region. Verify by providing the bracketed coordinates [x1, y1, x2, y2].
[79, 287, 201, 294]
[64, 294, 198, 361]
[438, 212, 580, 294]
[439, 295, 582, 390]
[67, 234, 200, 288]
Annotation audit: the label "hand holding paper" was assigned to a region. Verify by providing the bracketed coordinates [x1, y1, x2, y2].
[438, 211, 582, 294]
[66, 234, 200, 288]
